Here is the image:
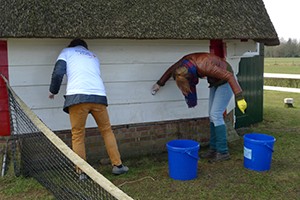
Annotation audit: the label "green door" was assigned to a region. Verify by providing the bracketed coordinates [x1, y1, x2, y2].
[235, 55, 264, 128]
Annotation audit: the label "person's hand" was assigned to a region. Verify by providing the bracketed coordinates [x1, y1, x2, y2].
[49, 92, 55, 99]
[237, 99, 247, 114]
[151, 83, 160, 95]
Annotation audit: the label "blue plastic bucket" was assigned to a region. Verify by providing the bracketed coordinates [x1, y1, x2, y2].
[243, 133, 276, 171]
[166, 139, 200, 180]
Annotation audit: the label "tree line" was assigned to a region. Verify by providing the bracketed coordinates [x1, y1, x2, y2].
[265, 38, 300, 57]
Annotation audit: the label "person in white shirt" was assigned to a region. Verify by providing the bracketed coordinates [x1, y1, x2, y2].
[49, 38, 128, 175]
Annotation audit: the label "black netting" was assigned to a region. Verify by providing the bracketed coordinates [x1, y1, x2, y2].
[5, 81, 132, 200]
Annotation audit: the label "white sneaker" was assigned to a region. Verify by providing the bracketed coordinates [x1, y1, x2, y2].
[112, 165, 129, 175]
[79, 173, 87, 181]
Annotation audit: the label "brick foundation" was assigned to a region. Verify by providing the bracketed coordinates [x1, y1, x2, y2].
[55, 117, 211, 165]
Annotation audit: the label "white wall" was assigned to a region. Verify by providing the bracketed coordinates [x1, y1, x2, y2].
[7, 39, 208, 130]
[225, 39, 257, 113]
[7, 39, 256, 131]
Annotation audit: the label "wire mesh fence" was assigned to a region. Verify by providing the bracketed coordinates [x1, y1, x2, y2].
[2, 75, 133, 200]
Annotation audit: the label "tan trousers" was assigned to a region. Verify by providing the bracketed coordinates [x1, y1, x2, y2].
[69, 103, 122, 166]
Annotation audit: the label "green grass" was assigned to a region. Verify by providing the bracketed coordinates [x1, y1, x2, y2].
[0, 168, 54, 200]
[264, 57, 300, 74]
[264, 57, 300, 88]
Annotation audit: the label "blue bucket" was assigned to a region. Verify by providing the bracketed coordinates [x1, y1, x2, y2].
[166, 139, 200, 180]
[243, 133, 276, 171]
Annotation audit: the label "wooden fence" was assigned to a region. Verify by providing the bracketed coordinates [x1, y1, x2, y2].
[263, 73, 300, 93]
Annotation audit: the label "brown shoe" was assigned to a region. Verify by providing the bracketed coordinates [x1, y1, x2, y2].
[200, 149, 216, 158]
[209, 152, 230, 163]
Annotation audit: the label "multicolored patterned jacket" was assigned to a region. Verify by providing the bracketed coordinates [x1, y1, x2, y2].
[156, 52, 243, 100]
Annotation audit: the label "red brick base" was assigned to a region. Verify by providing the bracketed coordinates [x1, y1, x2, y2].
[55, 117, 211, 165]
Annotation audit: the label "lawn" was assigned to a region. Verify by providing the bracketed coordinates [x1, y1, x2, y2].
[264, 57, 300, 88]
[264, 57, 300, 74]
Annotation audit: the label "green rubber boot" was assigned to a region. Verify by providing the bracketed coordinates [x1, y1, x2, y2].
[215, 124, 228, 153]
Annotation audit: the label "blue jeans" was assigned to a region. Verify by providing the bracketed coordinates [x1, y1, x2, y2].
[208, 83, 233, 126]
[208, 83, 233, 153]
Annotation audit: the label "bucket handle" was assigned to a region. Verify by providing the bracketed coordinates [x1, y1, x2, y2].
[184, 150, 200, 160]
[264, 143, 274, 152]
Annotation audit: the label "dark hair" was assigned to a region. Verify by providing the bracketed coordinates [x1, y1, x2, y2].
[68, 38, 88, 49]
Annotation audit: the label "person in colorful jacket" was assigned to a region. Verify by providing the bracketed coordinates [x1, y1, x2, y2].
[49, 38, 128, 176]
[151, 52, 247, 162]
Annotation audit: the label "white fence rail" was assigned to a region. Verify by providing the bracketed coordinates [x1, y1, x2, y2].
[264, 73, 300, 79]
[263, 73, 300, 93]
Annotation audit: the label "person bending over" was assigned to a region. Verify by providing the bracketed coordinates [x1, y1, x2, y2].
[152, 52, 247, 162]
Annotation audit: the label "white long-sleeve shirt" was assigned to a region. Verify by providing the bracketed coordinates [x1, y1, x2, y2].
[57, 46, 106, 96]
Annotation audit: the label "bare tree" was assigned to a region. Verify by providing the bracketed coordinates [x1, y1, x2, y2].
[265, 38, 300, 57]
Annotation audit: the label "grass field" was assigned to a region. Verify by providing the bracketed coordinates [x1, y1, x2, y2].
[264, 57, 300, 88]
[0, 58, 299, 200]
[264, 57, 300, 74]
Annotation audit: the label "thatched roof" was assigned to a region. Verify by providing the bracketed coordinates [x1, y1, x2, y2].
[0, 0, 279, 45]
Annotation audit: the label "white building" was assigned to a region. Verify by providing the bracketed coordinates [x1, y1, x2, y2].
[0, 0, 279, 160]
